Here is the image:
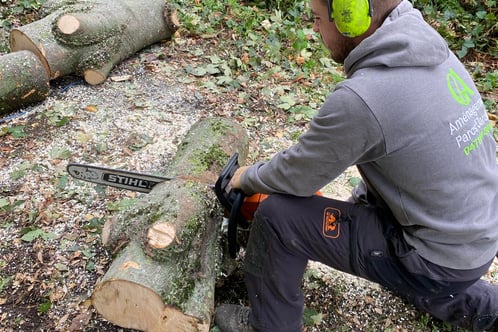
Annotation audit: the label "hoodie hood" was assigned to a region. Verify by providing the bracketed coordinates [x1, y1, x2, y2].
[344, 0, 449, 76]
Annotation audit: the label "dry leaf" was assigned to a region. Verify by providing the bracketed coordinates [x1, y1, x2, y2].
[241, 52, 249, 64]
[69, 310, 92, 331]
[84, 105, 97, 112]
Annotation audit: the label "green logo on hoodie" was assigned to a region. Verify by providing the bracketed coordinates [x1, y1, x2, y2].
[447, 68, 474, 106]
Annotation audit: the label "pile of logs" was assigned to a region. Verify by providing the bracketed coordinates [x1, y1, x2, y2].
[1, 0, 179, 114]
[92, 117, 249, 331]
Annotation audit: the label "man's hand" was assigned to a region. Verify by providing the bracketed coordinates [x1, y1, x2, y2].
[230, 165, 249, 189]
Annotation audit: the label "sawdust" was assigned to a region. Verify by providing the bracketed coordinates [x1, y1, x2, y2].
[1, 41, 497, 332]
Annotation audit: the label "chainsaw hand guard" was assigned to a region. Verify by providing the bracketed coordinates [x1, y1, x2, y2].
[214, 153, 246, 258]
[214, 153, 242, 212]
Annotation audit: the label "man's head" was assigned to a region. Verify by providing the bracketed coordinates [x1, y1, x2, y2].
[311, 0, 401, 63]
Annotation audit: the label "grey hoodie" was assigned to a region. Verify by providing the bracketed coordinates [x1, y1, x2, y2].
[240, 0, 498, 270]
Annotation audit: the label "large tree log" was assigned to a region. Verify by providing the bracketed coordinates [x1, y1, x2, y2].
[0, 50, 50, 114]
[92, 117, 249, 331]
[9, 0, 179, 84]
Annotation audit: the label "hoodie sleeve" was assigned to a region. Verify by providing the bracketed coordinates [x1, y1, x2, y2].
[240, 85, 386, 196]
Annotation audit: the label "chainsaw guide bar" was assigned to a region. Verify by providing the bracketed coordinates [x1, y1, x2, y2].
[67, 163, 171, 193]
[68, 153, 247, 259]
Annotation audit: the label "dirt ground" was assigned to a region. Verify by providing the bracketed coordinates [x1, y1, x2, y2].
[1, 26, 498, 332]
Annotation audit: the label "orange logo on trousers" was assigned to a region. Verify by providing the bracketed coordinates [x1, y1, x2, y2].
[323, 207, 341, 238]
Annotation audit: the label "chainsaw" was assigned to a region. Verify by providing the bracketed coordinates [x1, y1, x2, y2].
[67, 153, 265, 258]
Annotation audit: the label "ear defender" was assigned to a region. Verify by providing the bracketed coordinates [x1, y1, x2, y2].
[328, 0, 373, 37]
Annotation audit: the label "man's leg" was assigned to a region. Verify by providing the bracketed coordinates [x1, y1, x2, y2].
[243, 194, 386, 331]
[410, 280, 498, 331]
[242, 194, 498, 332]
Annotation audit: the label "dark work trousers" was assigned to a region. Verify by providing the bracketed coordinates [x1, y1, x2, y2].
[243, 194, 498, 332]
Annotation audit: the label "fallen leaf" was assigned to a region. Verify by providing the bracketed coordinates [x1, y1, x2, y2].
[84, 105, 98, 112]
[37, 250, 44, 264]
[241, 52, 249, 64]
[296, 55, 305, 66]
[69, 310, 92, 331]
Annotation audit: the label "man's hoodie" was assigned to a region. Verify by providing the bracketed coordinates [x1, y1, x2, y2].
[240, 0, 498, 270]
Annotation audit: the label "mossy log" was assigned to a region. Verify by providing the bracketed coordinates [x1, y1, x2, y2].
[0, 50, 50, 114]
[9, 0, 179, 84]
[92, 117, 249, 331]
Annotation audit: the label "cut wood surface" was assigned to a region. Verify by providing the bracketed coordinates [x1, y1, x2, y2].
[0, 50, 50, 114]
[92, 117, 249, 331]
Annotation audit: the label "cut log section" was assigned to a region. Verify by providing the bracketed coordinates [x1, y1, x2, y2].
[0, 50, 50, 114]
[92, 117, 249, 331]
[9, 0, 179, 84]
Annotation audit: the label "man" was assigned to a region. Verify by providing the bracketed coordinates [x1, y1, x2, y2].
[214, 0, 498, 331]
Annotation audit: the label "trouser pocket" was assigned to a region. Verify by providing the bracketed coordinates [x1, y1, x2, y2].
[365, 250, 452, 297]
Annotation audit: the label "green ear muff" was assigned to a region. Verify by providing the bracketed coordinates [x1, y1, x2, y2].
[329, 0, 372, 38]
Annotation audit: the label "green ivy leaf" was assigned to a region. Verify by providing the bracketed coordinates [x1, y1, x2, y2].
[0, 198, 9, 209]
[56, 174, 69, 190]
[9, 126, 27, 138]
[38, 299, 52, 314]
[303, 307, 323, 326]
[0, 275, 13, 292]
[349, 176, 362, 187]
[21, 228, 56, 242]
[476, 11, 487, 19]
[205, 63, 221, 75]
[21, 229, 43, 242]
[49, 147, 72, 160]
[56, 116, 70, 127]
[277, 95, 296, 110]
[107, 198, 137, 212]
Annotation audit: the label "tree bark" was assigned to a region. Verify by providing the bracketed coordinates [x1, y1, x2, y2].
[0, 50, 50, 114]
[92, 117, 249, 331]
[9, 0, 179, 84]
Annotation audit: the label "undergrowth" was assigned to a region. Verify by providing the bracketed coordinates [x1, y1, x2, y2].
[171, 0, 497, 119]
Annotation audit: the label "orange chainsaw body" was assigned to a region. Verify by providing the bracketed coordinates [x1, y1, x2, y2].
[240, 191, 322, 221]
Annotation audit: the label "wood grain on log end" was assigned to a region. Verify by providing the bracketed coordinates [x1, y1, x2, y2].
[93, 279, 201, 332]
[9, 29, 51, 76]
[83, 69, 106, 85]
[57, 14, 80, 35]
[147, 223, 177, 249]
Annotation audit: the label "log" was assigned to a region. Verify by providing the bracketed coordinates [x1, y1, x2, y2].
[92, 117, 249, 331]
[0, 50, 50, 114]
[9, 0, 179, 84]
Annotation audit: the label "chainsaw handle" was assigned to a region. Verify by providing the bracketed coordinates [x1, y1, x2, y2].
[214, 153, 240, 211]
[228, 190, 245, 258]
[214, 153, 249, 258]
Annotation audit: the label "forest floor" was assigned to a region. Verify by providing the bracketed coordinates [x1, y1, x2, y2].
[1, 6, 498, 332]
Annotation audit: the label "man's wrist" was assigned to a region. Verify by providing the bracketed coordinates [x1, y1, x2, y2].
[231, 165, 250, 189]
